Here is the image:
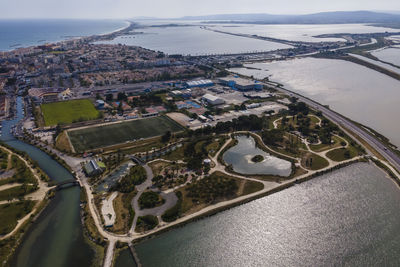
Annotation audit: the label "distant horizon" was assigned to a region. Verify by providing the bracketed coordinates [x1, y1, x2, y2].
[0, 10, 399, 20]
[1, 0, 400, 20]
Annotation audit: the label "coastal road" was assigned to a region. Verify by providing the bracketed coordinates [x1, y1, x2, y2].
[271, 85, 400, 173]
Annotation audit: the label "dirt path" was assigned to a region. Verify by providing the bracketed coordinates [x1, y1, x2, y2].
[0, 146, 52, 241]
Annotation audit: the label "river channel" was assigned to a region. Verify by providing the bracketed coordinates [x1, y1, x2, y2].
[1, 97, 94, 267]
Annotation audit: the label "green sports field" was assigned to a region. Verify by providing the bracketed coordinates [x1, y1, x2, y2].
[41, 99, 100, 126]
[68, 116, 185, 152]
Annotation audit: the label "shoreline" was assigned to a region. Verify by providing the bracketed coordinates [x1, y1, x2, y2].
[0, 19, 132, 53]
[131, 158, 365, 245]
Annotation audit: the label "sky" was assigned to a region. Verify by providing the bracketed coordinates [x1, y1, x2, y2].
[1, 0, 400, 19]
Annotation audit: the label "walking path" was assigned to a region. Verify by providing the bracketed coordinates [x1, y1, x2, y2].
[50, 130, 376, 267]
[0, 145, 53, 241]
[101, 192, 118, 227]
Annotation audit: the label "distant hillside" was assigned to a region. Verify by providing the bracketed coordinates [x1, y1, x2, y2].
[180, 11, 400, 24]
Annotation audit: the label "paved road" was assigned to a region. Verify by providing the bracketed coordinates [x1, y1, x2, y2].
[271, 85, 400, 173]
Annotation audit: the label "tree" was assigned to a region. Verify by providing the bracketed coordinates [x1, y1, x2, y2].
[117, 92, 127, 101]
[161, 131, 172, 143]
[105, 93, 113, 102]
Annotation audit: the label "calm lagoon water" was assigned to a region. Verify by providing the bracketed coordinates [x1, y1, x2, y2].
[97, 26, 291, 55]
[371, 47, 400, 67]
[0, 19, 128, 51]
[231, 57, 400, 148]
[223, 135, 292, 177]
[211, 23, 399, 43]
[135, 163, 400, 266]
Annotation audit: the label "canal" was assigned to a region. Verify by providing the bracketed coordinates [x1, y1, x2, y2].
[1, 97, 94, 267]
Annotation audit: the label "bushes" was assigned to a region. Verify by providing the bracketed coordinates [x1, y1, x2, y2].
[136, 215, 158, 232]
[138, 191, 164, 209]
[185, 173, 238, 203]
[161, 191, 182, 222]
[115, 165, 147, 193]
[251, 155, 264, 163]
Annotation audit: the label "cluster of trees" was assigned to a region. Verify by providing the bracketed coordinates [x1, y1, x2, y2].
[138, 191, 164, 209]
[288, 101, 309, 115]
[183, 136, 215, 171]
[102, 153, 125, 172]
[114, 165, 146, 193]
[152, 169, 188, 189]
[8, 155, 37, 186]
[0, 149, 8, 170]
[185, 173, 238, 204]
[187, 115, 268, 137]
[319, 118, 338, 144]
[136, 215, 158, 231]
[161, 131, 172, 143]
[261, 129, 284, 146]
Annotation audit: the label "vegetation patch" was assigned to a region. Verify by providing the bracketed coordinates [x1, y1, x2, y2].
[185, 172, 238, 203]
[68, 115, 184, 152]
[110, 192, 136, 234]
[251, 155, 264, 163]
[135, 215, 158, 232]
[0, 155, 37, 186]
[113, 165, 147, 193]
[242, 180, 264, 195]
[41, 99, 100, 126]
[55, 131, 72, 153]
[0, 200, 36, 235]
[161, 191, 183, 222]
[309, 135, 342, 152]
[0, 184, 37, 201]
[326, 148, 357, 162]
[138, 191, 164, 209]
[301, 152, 330, 171]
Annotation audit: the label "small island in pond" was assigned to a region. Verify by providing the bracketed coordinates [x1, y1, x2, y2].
[251, 155, 264, 163]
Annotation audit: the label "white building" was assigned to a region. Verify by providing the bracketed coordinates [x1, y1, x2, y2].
[202, 94, 225, 106]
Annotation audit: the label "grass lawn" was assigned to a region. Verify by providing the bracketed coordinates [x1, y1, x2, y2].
[301, 152, 329, 171]
[309, 136, 342, 152]
[326, 148, 357, 162]
[55, 131, 72, 152]
[68, 116, 185, 153]
[41, 99, 99, 126]
[0, 200, 36, 235]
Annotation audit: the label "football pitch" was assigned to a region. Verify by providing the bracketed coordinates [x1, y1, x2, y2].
[68, 115, 184, 152]
[41, 99, 99, 126]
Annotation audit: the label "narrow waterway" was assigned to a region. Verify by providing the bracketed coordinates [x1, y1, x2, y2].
[1, 97, 94, 267]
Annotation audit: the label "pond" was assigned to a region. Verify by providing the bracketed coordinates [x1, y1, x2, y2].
[223, 135, 292, 177]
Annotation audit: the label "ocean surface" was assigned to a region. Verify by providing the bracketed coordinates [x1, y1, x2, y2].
[135, 163, 400, 266]
[0, 19, 128, 51]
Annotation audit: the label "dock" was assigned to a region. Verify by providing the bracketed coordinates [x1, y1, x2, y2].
[128, 243, 142, 267]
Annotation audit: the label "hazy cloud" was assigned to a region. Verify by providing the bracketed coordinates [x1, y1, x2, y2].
[1, 0, 400, 19]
